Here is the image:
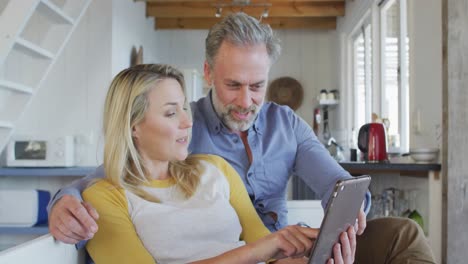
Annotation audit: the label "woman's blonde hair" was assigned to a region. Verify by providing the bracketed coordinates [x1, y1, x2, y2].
[103, 64, 201, 201]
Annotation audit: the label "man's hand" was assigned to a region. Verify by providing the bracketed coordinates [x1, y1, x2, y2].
[48, 195, 99, 244]
[355, 204, 367, 235]
[327, 226, 357, 264]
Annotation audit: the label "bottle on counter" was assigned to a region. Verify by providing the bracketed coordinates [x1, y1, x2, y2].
[349, 128, 358, 161]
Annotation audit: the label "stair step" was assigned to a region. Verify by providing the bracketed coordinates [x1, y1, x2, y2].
[0, 121, 14, 129]
[0, 81, 34, 94]
[39, 0, 74, 25]
[15, 38, 54, 59]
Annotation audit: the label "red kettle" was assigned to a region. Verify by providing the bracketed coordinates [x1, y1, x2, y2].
[358, 123, 388, 163]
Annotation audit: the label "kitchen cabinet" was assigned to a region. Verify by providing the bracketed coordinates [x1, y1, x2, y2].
[344, 162, 442, 263]
[0, 167, 94, 250]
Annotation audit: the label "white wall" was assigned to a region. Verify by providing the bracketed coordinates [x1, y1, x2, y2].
[272, 29, 338, 131]
[408, 0, 442, 150]
[111, 0, 159, 76]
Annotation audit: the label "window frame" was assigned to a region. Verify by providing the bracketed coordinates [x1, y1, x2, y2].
[379, 0, 409, 153]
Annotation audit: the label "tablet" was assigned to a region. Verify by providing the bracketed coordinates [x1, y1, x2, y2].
[308, 175, 371, 264]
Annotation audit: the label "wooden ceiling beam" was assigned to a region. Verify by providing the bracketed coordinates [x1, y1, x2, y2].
[146, 2, 344, 18]
[155, 17, 336, 30]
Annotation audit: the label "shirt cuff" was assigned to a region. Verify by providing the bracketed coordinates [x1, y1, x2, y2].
[47, 187, 83, 215]
[75, 239, 88, 250]
[363, 191, 372, 215]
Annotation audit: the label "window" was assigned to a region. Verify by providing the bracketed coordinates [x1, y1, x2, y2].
[380, 0, 409, 152]
[351, 20, 372, 136]
[346, 0, 409, 153]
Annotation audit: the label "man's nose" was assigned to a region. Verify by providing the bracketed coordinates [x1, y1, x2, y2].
[236, 87, 252, 109]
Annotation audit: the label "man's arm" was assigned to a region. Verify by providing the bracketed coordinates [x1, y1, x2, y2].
[48, 165, 105, 244]
[291, 113, 370, 237]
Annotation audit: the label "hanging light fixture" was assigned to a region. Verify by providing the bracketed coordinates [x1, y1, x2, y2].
[215, 6, 222, 18]
[212, 2, 271, 19]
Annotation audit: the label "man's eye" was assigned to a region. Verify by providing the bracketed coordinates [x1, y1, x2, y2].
[165, 112, 176, 117]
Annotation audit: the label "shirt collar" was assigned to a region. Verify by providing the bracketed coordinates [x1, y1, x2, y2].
[201, 90, 264, 135]
[200, 90, 223, 135]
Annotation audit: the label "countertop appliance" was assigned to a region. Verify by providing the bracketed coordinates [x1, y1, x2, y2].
[358, 123, 388, 163]
[4, 135, 75, 167]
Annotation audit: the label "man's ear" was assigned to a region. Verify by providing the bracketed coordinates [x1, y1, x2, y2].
[203, 61, 213, 86]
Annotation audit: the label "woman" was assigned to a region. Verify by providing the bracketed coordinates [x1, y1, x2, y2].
[83, 64, 317, 264]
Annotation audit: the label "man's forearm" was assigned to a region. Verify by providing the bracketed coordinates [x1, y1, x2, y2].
[47, 165, 105, 214]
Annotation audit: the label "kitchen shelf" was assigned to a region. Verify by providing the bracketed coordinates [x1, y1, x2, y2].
[0, 167, 95, 177]
[319, 99, 339, 106]
[0, 225, 49, 235]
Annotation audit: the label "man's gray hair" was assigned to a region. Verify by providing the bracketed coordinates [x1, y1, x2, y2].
[205, 12, 281, 69]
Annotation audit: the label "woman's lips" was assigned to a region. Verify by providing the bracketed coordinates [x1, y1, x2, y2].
[176, 136, 188, 144]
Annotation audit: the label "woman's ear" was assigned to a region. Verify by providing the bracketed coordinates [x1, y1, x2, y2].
[132, 125, 139, 139]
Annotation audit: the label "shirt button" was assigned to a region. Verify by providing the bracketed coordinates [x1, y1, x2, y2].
[233, 138, 239, 143]
[248, 172, 252, 177]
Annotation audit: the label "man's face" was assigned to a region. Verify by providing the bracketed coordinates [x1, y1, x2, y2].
[204, 41, 271, 132]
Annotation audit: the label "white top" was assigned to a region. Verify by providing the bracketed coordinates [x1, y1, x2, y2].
[83, 154, 270, 264]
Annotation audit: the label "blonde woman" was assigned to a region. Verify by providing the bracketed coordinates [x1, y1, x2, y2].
[83, 64, 317, 264]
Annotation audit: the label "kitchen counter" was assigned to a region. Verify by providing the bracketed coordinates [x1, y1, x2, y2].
[338, 160, 442, 261]
[339, 161, 441, 177]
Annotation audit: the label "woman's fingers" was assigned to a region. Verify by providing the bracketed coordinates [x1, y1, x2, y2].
[275, 226, 318, 258]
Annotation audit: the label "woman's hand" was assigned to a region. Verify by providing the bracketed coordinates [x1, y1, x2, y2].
[327, 226, 356, 264]
[248, 225, 318, 263]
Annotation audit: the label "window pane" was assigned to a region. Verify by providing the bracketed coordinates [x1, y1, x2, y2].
[353, 24, 372, 133]
[354, 33, 366, 131]
[365, 24, 372, 124]
[382, 0, 404, 150]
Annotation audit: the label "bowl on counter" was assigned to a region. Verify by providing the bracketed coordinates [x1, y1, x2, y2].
[409, 148, 439, 163]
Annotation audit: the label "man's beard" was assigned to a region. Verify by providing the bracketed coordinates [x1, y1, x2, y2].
[211, 88, 262, 132]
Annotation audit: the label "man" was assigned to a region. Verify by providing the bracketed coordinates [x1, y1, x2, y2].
[49, 13, 435, 263]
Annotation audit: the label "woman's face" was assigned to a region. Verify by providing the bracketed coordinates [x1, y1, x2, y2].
[132, 78, 192, 162]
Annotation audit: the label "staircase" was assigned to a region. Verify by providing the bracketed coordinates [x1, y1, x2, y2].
[0, 0, 91, 153]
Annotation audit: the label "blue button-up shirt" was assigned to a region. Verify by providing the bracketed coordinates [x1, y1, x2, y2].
[189, 92, 357, 231]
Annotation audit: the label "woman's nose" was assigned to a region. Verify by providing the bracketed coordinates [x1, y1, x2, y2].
[180, 111, 192, 129]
